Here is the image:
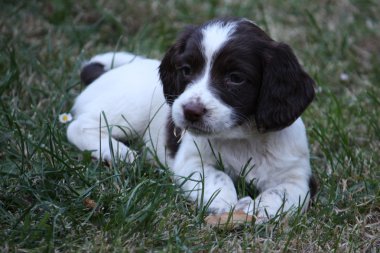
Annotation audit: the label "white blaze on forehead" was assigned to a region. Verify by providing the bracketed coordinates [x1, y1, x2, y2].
[201, 22, 237, 62]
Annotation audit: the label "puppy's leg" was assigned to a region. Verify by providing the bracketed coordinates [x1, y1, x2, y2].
[174, 158, 238, 214]
[67, 117, 137, 162]
[235, 181, 310, 222]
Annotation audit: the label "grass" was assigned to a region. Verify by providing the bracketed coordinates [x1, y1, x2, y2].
[0, 0, 379, 251]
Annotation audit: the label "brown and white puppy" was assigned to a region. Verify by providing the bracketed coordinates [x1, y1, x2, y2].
[67, 18, 316, 222]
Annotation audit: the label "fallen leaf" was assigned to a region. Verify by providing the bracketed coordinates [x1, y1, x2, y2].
[205, 210, 254, 228]
[83, 197, 97, 209]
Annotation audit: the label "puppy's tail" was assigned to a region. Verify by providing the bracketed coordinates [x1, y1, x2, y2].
[80, 52, 143, 85]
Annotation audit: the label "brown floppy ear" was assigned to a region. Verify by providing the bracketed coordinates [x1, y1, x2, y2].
[159, 25, 197, 105]
[255, 42, 315, 132]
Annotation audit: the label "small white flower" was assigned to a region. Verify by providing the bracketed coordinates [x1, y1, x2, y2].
[59, 113, 73, 124]
[340, 72, 349, 82]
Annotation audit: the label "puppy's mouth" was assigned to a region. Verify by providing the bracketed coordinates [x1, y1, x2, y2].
[186, 124, 213, 135]
[182, 120, 232, 136]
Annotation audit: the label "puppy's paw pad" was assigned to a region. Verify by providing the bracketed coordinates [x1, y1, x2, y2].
[98, 146, 137, 163]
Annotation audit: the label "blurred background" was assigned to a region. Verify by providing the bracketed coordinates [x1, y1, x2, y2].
[1, 0, 379, 251]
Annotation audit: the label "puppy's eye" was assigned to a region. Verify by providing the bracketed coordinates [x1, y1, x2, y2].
[226, 73, 245, 85]
[178, 65, 192, 78]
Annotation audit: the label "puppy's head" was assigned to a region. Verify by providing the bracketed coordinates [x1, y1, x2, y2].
[159, 18, 315, 135]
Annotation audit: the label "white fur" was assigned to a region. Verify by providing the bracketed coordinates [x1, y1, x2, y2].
[201, 22, 236, 62]
[67, 23, 312, 222]
[68, 55, 169, 163]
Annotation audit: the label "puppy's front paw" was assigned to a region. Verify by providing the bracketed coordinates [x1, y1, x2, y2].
[235, 196, 273, 224]
[235, 196, 255, 214]
[207, 200, 233, 215]
[94, 142, 137, 163]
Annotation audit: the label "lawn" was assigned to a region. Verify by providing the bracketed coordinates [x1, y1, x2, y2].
[0, 0, 379, 252]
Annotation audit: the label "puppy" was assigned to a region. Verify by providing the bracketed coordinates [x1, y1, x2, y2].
[67, 17, 316, 222]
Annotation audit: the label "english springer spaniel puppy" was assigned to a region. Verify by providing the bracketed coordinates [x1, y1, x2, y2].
[67, 17, 316, 223]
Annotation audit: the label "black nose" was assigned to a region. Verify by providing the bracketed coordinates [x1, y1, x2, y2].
[183, 102, 207, 122]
